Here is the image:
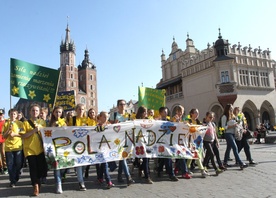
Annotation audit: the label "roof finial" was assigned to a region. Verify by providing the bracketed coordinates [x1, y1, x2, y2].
[187, 32, 189, 39]
[218, 28, 222, 39]
[173, 36, 175, 42]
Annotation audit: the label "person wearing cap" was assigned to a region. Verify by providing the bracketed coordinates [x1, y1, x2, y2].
[0, 109, 8, 174]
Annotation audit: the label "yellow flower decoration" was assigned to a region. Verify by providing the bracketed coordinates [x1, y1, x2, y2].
[43, 94, 51, 103]
[64, 151, 70, 157]
[166, 116, 170, 120]
[185, 115, 191, 121]
[56, 118, 66, 127]
[28, 90, 36, 99]
[11, 86, 19, 95]
[123, 112, 129, 119]
[148, 115, 154, 120]
[114, 138, 120, 145]
[130, 113, 136, 120]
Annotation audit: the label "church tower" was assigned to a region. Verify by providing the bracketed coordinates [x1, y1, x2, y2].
[59, 23, 98, 112]
[59, 24, 78, 94]
[78, 48, 98, 113]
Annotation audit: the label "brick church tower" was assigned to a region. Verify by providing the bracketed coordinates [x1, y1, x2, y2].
[59, 24, 98, 113]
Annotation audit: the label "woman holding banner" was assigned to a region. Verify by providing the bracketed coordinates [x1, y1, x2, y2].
[20, 104, 47, 196]
[48, 106, 67, 194]
[67, 103, 88, 191]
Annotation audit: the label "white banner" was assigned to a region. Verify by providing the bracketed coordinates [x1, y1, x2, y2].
[41, 120, 207, 170]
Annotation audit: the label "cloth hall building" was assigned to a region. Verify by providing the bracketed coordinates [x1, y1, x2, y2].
[156, 30, 276, 131]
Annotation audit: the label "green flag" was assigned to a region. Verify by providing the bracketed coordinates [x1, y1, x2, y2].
[10, 58, 60, 105]
[138, 86, 166, 110]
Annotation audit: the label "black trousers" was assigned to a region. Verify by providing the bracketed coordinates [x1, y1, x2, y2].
[27, 152, 47, 186]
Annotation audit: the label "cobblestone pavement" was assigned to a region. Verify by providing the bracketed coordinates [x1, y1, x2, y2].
[1, 141, 276, 198]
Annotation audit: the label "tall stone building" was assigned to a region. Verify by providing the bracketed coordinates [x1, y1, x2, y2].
[15, 24, 98, 117]
[157, 30, 276, 131]
[59, 24, 98, 112]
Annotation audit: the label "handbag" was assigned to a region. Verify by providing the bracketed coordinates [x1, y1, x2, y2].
[244, 129, 253, 139]
[235, 126, 243, 141]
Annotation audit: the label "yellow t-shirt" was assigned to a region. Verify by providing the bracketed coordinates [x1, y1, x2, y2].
[87, 117, 97, 126]
[21, 119, 46, 157]
[68, 116, 88, 126]
[3, 120, 23, 152]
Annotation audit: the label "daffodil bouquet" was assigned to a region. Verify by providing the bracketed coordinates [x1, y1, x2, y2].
[55, 118, 66, 127]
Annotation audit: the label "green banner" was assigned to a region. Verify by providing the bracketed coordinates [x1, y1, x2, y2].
[10, 58, 60, 105]
[138, 86, 166, 110]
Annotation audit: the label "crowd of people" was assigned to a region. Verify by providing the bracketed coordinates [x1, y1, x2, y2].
[0, 101, 259, 196]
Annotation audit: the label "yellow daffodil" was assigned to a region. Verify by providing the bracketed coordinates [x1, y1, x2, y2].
[64, 151, 70, 157]
[130, 113, 136, 120]
[185, 115, 191, 121]
[123, 113, 129, 119]
[56, 118, 66, 127]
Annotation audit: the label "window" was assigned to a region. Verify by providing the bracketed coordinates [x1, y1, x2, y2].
[71, 73, 73, 79]
[91, 100, 94, 106]
[221, 71, 229, 83]
[91, 92, 94, 98]
[239, 70, 248, 85]
[90, 75, 93, 80]
[71, 81, 74, 87]
[90, 85, 93, 90]
[81, 97, 85, 104]
[173, 53, 176, 60]
[260, 72, 269, 87]
[80, 75, 83, 81]
[250, 71, 259, 86]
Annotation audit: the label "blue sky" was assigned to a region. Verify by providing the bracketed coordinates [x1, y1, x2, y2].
[1, 0, 275, 113]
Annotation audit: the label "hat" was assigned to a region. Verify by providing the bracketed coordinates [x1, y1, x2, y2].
[0, 109, 5, 114]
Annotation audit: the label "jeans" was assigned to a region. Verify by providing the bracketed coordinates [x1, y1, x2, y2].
[142, 158, 150, 178]
[5, 150, 22, 184]
[118, 159, 130, 178]
[203, 141, 217, 170]
[54, 169, 66, 185]
[224, 133, 243, 165]
[76, 166, 85, 183]
[236, 135, 253, 161]
[175, 159, 188, 174]
[96, 162, 111, 183]
[158, 158, 174, 176]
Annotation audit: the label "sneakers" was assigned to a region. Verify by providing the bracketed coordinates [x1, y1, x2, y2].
[9, 183, 15, 188]
[174, 167, 179, 175]
[223, 162, 232, 167]
[127, 177, 135, 186]
[169, 175, 179, 181]
[215, 168, 223, 175]
[79, 183, 87, 191]
[3, 168, 8, 175]
[182, 173, 192, 179]
[219, 165, 227, 171]
[145, 178, 153, 184]
[97, 178, 104, 184]
[107, 181, 114, 189]
[56, 184, 63, 194]
[249, 160, 257, 165]
[187, 168, 194, 175]
[201, 170, 209, 178]
[240, 163, 248, 170]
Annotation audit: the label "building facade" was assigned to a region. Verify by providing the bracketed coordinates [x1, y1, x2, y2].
[59, 24, 98, 113]
[15, 24, 98, 117]
[157, 30, 276, 131]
